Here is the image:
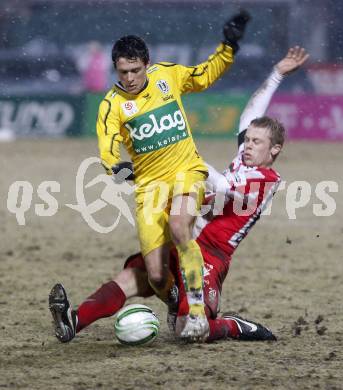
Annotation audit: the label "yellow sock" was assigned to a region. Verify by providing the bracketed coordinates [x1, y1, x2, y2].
[176, 239, 205, 317]
[148, 270, 175, 304]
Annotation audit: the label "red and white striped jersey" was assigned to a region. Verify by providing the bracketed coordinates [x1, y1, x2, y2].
[193, 67, 284, 262]
[193, 149, 281, 260]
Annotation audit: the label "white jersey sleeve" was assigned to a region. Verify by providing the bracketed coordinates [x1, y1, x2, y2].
[205, 163, 229, 194]
[237, 67, 284, 150]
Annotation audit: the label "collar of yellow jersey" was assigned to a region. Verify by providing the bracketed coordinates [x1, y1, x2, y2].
[114, 78, 149, 99]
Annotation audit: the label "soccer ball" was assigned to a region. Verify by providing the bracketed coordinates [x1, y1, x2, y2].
[114, 304, 160, 346]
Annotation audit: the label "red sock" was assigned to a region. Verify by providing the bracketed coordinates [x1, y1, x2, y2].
[207, 317, 239, 342]
[76, 281, 126, 332]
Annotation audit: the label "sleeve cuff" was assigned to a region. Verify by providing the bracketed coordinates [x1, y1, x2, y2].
[271, 67, 284, 83]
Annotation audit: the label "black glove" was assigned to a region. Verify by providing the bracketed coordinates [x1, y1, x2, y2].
[223, 9, 251, 54]
[112, 161, 135, 181]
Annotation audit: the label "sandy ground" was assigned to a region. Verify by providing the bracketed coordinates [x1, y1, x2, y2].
[0, 139, 342, 390]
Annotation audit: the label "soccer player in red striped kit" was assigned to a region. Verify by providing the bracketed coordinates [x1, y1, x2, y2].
[49, 46, 309, 343]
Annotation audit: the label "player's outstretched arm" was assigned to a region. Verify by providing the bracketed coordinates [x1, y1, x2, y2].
[275, 46, 310, 76]
[238, 46, 309, 144]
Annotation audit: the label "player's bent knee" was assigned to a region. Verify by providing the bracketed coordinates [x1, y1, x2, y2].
[148, 272, 167, 290]
[114, 269, 131, 284]
[169, 220, 190, 246]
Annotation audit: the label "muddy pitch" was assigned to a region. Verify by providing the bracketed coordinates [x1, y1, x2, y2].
[0, 139, 342, 389]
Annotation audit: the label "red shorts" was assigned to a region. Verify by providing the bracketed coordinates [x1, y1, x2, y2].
[124, 244, 231, 319]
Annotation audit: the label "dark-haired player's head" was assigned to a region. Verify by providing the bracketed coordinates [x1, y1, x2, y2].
[244, 116, 285, 167]
[112, 35, 150, 66]
[112, 35, 150, 95]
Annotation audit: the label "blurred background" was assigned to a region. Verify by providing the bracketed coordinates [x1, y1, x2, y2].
[0, 0, 342, 140]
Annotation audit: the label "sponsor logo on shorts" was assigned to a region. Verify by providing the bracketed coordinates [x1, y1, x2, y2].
[124, 100, 189, 154]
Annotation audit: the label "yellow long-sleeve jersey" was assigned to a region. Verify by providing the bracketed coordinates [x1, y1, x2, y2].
[96, 43, 234, 190]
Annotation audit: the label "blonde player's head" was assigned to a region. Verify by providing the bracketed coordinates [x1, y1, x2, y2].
[243, 116, 285, 168]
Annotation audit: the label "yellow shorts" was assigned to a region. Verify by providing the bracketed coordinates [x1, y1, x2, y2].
[136, 168, 207, 257]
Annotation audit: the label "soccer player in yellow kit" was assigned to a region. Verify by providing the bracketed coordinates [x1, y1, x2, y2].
[96, 11, 250, 340]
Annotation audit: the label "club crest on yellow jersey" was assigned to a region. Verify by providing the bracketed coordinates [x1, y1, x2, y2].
[156, 80, 169, 94]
